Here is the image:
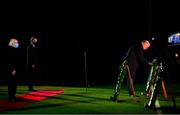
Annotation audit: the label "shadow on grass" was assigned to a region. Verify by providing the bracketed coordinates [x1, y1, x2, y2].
[8, 102, 76, 112]
[158, 106, 180, 114]
[0, 93, 7, 95]
[56, 93, 132, 103]
[63, 93, 116, 102]
[9, 94, 129, 113]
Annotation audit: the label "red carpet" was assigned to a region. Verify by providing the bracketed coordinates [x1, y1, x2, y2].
[0, 89, 64, 113]
[19, 90, 64, 101]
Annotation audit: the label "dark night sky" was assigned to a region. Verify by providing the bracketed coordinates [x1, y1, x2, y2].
[0, 0, 180, 86]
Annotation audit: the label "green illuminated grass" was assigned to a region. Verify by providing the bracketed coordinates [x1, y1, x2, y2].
[0, 83, 179, 114]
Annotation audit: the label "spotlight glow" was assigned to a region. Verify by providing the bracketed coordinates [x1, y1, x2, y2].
[175, 53, 179, 57]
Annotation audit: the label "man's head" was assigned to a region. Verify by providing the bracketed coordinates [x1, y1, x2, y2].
[141, 40, 150, 50]
[30, 36, 38, 44]
[8, 38, 19, 48]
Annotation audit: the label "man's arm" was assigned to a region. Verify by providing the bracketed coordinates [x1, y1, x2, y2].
[135, 45, 150, 66]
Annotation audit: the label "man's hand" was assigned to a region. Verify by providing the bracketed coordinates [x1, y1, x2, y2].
[11, 70, 16, 76]
[32, 64, 35, 68]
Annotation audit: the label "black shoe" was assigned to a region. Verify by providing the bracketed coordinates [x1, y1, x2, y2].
[8, 96, 16, 102]
[110, 96, 118, 102]
[28, 89, 37, 92]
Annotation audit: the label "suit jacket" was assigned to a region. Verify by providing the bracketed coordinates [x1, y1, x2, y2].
[27, 43, 38, 69]
[6, 46, 18, 73]
[124, 43, 149, 70]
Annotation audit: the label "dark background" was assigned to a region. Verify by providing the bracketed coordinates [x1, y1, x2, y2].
[0, 0, 179, 86]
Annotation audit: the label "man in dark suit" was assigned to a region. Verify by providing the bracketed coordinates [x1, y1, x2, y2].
[26, 36, 38, 91]
[6, 38, 19, 102]
[124, 40, 152, 96]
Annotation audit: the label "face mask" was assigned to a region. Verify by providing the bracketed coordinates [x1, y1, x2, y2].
[14, 43, 19, 48]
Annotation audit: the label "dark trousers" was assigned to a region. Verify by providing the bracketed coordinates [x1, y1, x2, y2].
[126, 64, 137, 96]
[27, 68, 36, 90]
[8, 76, 17, 99]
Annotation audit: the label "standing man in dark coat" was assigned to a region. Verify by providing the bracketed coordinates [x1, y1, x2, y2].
[124, 40, 152, 96]
[6, 38, 19, 101]
[26, 36, 38, 91]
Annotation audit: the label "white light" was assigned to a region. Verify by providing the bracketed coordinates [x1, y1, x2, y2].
[176, 33, 180, 36]
[152, 37, 155, 40]
[175, 53, 179, 57]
